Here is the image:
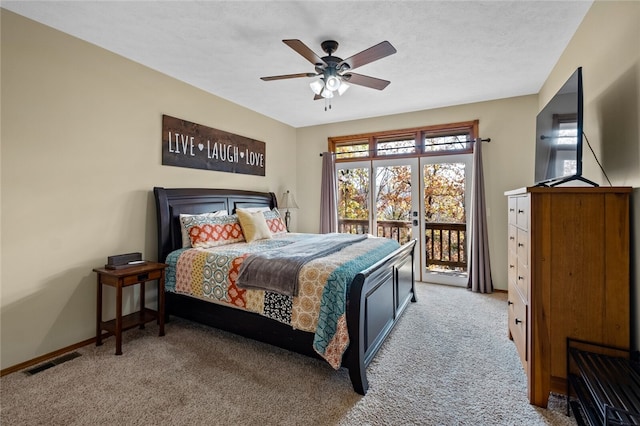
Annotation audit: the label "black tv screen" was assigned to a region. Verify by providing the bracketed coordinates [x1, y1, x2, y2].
[534, 67, 583, 185]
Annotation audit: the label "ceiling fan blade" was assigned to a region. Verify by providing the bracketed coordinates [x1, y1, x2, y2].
[340, 41, 397, 70]
[313, 94, 323, 101]
[344, 73, 391, 90]
[283, 39, 324, 65]
[260, 72, 316, 81]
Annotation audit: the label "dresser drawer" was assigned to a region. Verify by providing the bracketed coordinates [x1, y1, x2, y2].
[508, 197, 518, 225]
[516, 228, 529, 265]
[515, 195, 529, 229]
[516, 260, 529, 300]
[508, 280, 527, 368]
[508, 225, 517, 254]
[508, 248, 517, 287]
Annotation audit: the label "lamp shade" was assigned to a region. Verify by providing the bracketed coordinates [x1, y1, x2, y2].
[280, 190, 299, 209]
[337, 81, 350, 96]
[321, 88, 334, 99]
[309, 79, 324, 95]
[325, 75, 341, 91]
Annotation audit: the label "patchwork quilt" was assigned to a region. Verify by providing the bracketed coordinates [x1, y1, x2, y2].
[165, 233, 400, 368]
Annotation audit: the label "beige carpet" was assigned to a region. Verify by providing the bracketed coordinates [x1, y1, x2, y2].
[1, 283, 576, 425]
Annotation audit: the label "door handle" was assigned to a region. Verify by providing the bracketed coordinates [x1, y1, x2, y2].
[413, 219, 418, 226]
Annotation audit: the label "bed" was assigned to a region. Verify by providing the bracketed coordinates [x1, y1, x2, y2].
[153, 186, 416, 395]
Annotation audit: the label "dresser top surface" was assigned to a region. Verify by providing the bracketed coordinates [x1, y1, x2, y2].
[505, 186, 632, 196]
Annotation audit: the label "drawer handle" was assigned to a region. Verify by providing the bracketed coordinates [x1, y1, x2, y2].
[515, 318, 522, 325]
[509, 208, 515, 212]
[518, 209, 525, 214]
[518, 243, 524, 247]
[509, 264, 515, 269]
[509, 236, 515, 240]
[507, 300, 513, 306]
[137, 273, 149, 281]
[518, 276, 524, 281]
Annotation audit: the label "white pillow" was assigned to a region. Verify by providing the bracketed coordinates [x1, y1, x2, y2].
[179, 210, 228, 248]
[236, 208, 272, 243]
[239, 206, 271, 213]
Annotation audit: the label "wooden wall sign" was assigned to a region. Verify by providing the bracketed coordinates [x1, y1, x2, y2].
[162, 115, 266, 176]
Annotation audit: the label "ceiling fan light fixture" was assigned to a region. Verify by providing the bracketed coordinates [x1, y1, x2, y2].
[325, 75, 341, 92]
[321, 87, 334, 99]
[337, 81, 350, 96]
[309, 79, 324, 95]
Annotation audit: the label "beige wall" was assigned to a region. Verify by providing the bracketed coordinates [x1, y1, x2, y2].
[0, 11, 297, 369]
[539, 1, 639, 189]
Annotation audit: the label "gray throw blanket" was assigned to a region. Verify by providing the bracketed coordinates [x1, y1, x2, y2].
[236, 233, 367, 297]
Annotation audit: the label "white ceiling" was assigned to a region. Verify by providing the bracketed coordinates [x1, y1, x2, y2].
[2, 1, 593, 128]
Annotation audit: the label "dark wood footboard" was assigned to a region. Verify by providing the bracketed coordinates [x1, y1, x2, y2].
[345, 239, 416, 394]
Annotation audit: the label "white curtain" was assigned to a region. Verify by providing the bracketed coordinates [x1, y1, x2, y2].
[319, 152, 338, 233]
[467, 138, 493, 293]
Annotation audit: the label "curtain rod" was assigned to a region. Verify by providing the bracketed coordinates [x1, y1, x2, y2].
[319, 138, 491, 156]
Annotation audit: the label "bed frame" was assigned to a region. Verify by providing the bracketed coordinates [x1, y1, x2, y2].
[153, 186, 416, 395]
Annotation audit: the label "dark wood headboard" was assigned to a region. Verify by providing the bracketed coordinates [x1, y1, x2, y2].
[153, 187, 277, 262]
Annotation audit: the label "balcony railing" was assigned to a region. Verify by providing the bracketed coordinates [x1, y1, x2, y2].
[338, 219, 467, 271]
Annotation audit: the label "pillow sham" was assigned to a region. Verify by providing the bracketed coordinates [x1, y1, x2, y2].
[264, 208, 287, 235]
[240, 206, 271, 213]
[179, 211, 229, 247]
[236, 208, 272, 243]
[184, 214, 245, 248]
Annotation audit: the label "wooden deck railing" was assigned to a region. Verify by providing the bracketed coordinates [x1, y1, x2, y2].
[339, 219, 466, 270]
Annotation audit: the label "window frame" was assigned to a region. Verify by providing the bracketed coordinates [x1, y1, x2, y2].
[328, 120, 479, 162]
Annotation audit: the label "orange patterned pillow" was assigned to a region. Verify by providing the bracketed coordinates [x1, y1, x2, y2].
[185, 215, 245, 248]
[264, 209, 287, 235]
[179, 211, 229, 248]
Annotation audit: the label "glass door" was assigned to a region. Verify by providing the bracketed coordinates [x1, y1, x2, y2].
[336, 154, 471, 285]
[373, 158, 420, 245]
[420, 154, 472, 286]
[336, 158, 420, 272]
[337, 161, 372, 235]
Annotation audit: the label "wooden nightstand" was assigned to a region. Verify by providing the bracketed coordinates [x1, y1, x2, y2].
[93, 261, 167, 355]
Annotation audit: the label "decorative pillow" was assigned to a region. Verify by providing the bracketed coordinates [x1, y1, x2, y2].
[240, 206, 271, 213]
[236, 208, 272, 243]
[264, 208, 287, 235]
[184, 214, 245, 248]
[179, 211, 229, 247]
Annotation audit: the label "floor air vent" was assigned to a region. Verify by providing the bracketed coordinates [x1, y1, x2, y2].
[24, 351, 81, 376]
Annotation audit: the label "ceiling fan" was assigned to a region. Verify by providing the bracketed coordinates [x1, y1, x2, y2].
[260, 39, 397, 105]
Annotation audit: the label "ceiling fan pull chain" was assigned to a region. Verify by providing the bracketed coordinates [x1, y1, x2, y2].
[324, 98, 332, 111]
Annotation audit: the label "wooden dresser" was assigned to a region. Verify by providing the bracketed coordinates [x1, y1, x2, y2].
[504, 186, 631, 407]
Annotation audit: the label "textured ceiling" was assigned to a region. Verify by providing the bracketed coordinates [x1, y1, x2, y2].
[2, 1, 593, 128]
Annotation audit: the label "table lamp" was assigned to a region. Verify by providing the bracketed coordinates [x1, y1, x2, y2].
[280, 190, 299, 231]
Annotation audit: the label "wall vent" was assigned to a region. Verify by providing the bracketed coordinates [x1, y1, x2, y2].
[24, 351, 81, 376]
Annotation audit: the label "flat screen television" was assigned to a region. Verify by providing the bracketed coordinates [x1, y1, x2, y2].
[534, 67, 594, 186]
